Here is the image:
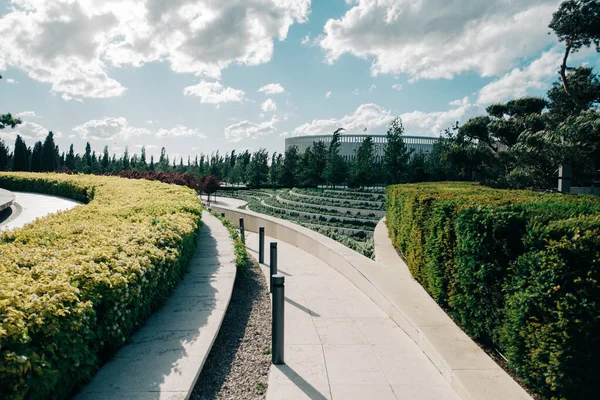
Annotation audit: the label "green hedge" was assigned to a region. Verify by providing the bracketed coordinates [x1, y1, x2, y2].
[0, 173, 203, 399]
[386, 182, 600, 400]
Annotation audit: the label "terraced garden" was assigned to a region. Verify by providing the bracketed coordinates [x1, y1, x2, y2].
[220, 188, 385, 258]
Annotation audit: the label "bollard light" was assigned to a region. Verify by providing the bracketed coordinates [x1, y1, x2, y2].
[239, 217, 245, 244]
[269, 242, 278, 293]
[272, 274, 285, 365]
[259, 227, 265, 264]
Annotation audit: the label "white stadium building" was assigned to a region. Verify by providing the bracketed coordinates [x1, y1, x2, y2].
[285, 134, 441, 162]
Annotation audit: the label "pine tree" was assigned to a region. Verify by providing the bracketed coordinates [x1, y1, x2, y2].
[0, 139, 9, 170]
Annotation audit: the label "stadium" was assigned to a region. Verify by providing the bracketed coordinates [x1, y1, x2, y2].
[285, 134, 441, 162]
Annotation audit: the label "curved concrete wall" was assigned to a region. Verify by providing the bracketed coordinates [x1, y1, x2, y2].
[211, 203, 531, 400]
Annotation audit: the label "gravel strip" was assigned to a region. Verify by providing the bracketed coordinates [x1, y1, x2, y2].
[191, 257, 271, 400]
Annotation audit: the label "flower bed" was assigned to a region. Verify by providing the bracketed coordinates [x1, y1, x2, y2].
[0, 173, 203, 400]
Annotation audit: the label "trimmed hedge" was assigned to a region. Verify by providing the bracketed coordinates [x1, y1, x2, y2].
[386, 182, 600, 400]
[0, 173, 203, 399]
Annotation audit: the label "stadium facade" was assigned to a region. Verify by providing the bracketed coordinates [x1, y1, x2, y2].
[285, 134, 441, 162]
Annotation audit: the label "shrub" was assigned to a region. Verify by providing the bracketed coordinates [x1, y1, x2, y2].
[386, 182, 600, 399]
[0, 172, 202, 399]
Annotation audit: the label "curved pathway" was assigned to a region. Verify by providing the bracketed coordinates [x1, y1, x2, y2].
[75, 211, 236, 400]
[0, 191, 81, 232]
[244, 230, 460, 400]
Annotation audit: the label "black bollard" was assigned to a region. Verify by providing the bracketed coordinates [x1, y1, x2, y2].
[239, 218, 245, 244]
[269, 242, 278, 293]
[272, 274, 285, 365]
[259, 226, 265, 264]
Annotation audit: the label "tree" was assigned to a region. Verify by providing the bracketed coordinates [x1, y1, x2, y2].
[65, 144, 75, 171]
[13, 135, 29, 171]
[269, 152, 283, 186]
[550, 0, 600, 107]
[202, 175, 221, 204]
[31, 141, 43, 172]
[41, 131, 57, 172]
[0, 139, 8, 170]
[101, 146, 110, 171]
[139, 147, 147, 171]
[281, 145, 300, 187]
[349, 136, 375, 187]
[247, 149, 269, 187]
[547, 67, 600, 119]
[383, 117, 412, 184]
[324, 131, 348, 187]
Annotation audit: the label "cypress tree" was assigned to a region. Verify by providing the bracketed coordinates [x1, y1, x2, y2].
[13, 135, 29, 171]
[41, 131, 57, 172]
[31, 141, 43, 172]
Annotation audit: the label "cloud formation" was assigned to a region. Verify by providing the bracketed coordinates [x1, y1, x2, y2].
[261, 98, 277, 112]
[320, 0, 560, 80]
[183, 81, 245, 104]
[0, 0, 310, 98]
[258, 83, 286, 95]
[225, 116, 278, 142]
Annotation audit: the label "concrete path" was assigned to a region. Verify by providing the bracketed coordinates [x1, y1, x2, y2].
[75, 211, 236, 400]
[0, 191, 81, 232]
[244, 231, 461, 400]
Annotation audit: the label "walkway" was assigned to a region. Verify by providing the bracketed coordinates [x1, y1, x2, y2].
[244, 231, 461, 400]
[75, 211, 236, 400]
[0, 191, 81, 232]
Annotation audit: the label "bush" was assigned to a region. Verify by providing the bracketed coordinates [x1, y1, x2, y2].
[0, 172, 203, 399]
[386, 182, 600, 399]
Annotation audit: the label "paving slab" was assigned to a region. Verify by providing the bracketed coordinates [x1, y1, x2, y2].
[75, 211, 236, 400]
[245, 231, 460, 400]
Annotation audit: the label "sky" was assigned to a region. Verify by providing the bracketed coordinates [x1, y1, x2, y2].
[0, 0, 598, 162]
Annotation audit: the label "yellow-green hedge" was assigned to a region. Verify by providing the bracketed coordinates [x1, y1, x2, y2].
[0, 173, 203, 399]
[386, 182, 600, 400]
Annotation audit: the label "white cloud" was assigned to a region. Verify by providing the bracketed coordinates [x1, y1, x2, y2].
[2, 121, 60, 141]
[0, 1, 310, 98]
[392, 84, 403, 91]
[72, 117, 150, 140]
[369, 84, 377, 92]
[6, 78, 17, 84]
[225, 116, 278, 142]
[449, 96, 470, 107]
[320, 0, 560, 80]
[301, 33, 311, 45]
[155, 125, 206, 139]
[291, 103, 394, 136]
[145, 120, 159, 124]
[261, 98, 277, 112]
[353, 88, 360, 95]
[183, 81, 245, 104]
[400, 101, 483, 136]
[290, 101, 484, 138]
[16, 111, 37, 118]
[325, 91, 332, 98]
[477, 49, 562, 104]
[258, 83, 285, 95]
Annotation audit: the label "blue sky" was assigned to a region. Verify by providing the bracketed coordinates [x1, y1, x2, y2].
[0, 0, 597, 161]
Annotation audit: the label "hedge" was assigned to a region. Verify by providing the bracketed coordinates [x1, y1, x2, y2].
[0, 173, 203, 399]
[386, 182, 600, 400]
